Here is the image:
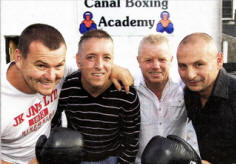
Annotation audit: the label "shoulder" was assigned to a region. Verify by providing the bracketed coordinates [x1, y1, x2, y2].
[128, 85, 138, 95]
[226, 74, 236, 104]
[218, 69, 236, 94]
[63, 70, 81, 84]
[60, 71, 82, 93]
[224, 74, 236, 111]
[227, 73, 236, 91]
[167, 77, 185, 96]
[125, 86, 138, 100]
[109, 85, 139, 103]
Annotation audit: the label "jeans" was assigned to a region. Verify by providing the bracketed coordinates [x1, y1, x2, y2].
[81, 156, 117, 164]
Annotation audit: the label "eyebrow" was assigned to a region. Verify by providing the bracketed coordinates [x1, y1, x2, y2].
[34, 59, 65, 66]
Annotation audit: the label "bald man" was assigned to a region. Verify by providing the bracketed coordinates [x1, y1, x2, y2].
[177, 33, 236, 164]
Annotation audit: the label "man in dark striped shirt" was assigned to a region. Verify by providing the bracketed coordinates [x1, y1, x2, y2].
[52, 29, 140, 164]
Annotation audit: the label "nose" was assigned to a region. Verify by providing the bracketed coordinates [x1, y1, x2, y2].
[44, 68, 56, 81]
[186, 67, 197, 80]
[95, 57, 103, 69]
[152, 59, 160, 69]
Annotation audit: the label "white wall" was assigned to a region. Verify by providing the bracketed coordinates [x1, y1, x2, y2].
[1, 0, 79, 69]
[1, 0, 221, 80]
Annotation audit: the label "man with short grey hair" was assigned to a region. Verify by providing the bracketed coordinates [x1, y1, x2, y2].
[135, 34, 199, 164]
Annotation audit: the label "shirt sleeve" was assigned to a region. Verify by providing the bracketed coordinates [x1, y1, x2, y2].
[119, 89, 141, 164]
[51, 81, 69, 128]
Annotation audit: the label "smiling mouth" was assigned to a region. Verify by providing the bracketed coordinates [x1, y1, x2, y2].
[188, 81, 200, 86]
[150, 72, 162, 75]
[39, 81, 54, 89]
[92, 73, 104, 77]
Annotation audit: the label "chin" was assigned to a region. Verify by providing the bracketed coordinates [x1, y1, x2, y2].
[38, 89, 54, 96]
[150, 79, 163, 83]
[187, 86, 202, 92]
[92, 84, 104, 89]
[91, 80, 106, 86]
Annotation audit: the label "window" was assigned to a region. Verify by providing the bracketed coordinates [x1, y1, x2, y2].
[222, 0, 233, 20]
[5, 36, 19, 63]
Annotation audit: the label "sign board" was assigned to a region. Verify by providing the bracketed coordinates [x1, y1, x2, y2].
[76, 0, 220, 39]
[1, 0, 221, 77]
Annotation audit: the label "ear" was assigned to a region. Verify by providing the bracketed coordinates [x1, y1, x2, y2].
[137, 56, 142, 68]
[137, 56, 142, 64]
[14, 49, 24, 69]
[76, 53, 81, 69]
[217, 52, 224, 69]
[170, 55, 173, 63]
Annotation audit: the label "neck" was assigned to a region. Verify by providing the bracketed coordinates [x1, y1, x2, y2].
[82, 80, 112, 98]
[7, 63, 35, 94]
[145, 79, 168, 99]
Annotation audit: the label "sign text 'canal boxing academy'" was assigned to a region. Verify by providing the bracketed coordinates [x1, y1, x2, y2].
[79, 0, 171, 34]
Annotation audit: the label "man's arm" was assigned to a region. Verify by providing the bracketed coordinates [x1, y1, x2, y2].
[202, 160, 211, 164]
[1, 158, 38, 164]
[1, 160, 13, 164]
[110, 64, 134, 94]
[119, 90, 140, 164]
[28, 157, 39, 164]
[51, 82, 69, 128]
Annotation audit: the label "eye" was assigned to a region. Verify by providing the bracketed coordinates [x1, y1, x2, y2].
[195, 62, 203, 68]
[37, 64, 47, 69]
[104, 55, 111, 60]
[87, 55, 95, 60]
[159, 58, 166, 63]
[178, 63, 186, 70]
[56, 63, 64, 69]
[144, 59, 152, 62]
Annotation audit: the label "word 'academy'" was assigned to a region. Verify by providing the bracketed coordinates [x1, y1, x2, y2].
[99, 16, 155, 29]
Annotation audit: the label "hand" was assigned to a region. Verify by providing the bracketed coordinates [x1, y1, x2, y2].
[201, 160, 211, 164]
[110, 64, 134, 94]
[28, 157, 39, 164]
[2, 160, 14, 164]
[1, 158, 38, 164]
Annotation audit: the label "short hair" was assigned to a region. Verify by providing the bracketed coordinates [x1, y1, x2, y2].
[78, 29, 113, 52]
[138, 34, 170, 56]
[179, 32, 213, 46]
[178, 32, 218, 56]
[17, 23, 66, 58]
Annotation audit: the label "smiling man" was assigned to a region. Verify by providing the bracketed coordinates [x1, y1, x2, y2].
[1, 24, 67, 164]
[177, 32, 236, 164]
[52, 29, 140, 164]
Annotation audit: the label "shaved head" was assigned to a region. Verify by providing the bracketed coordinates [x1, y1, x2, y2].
[177, 32, 223, 96]
[178, 33, 218, 58]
